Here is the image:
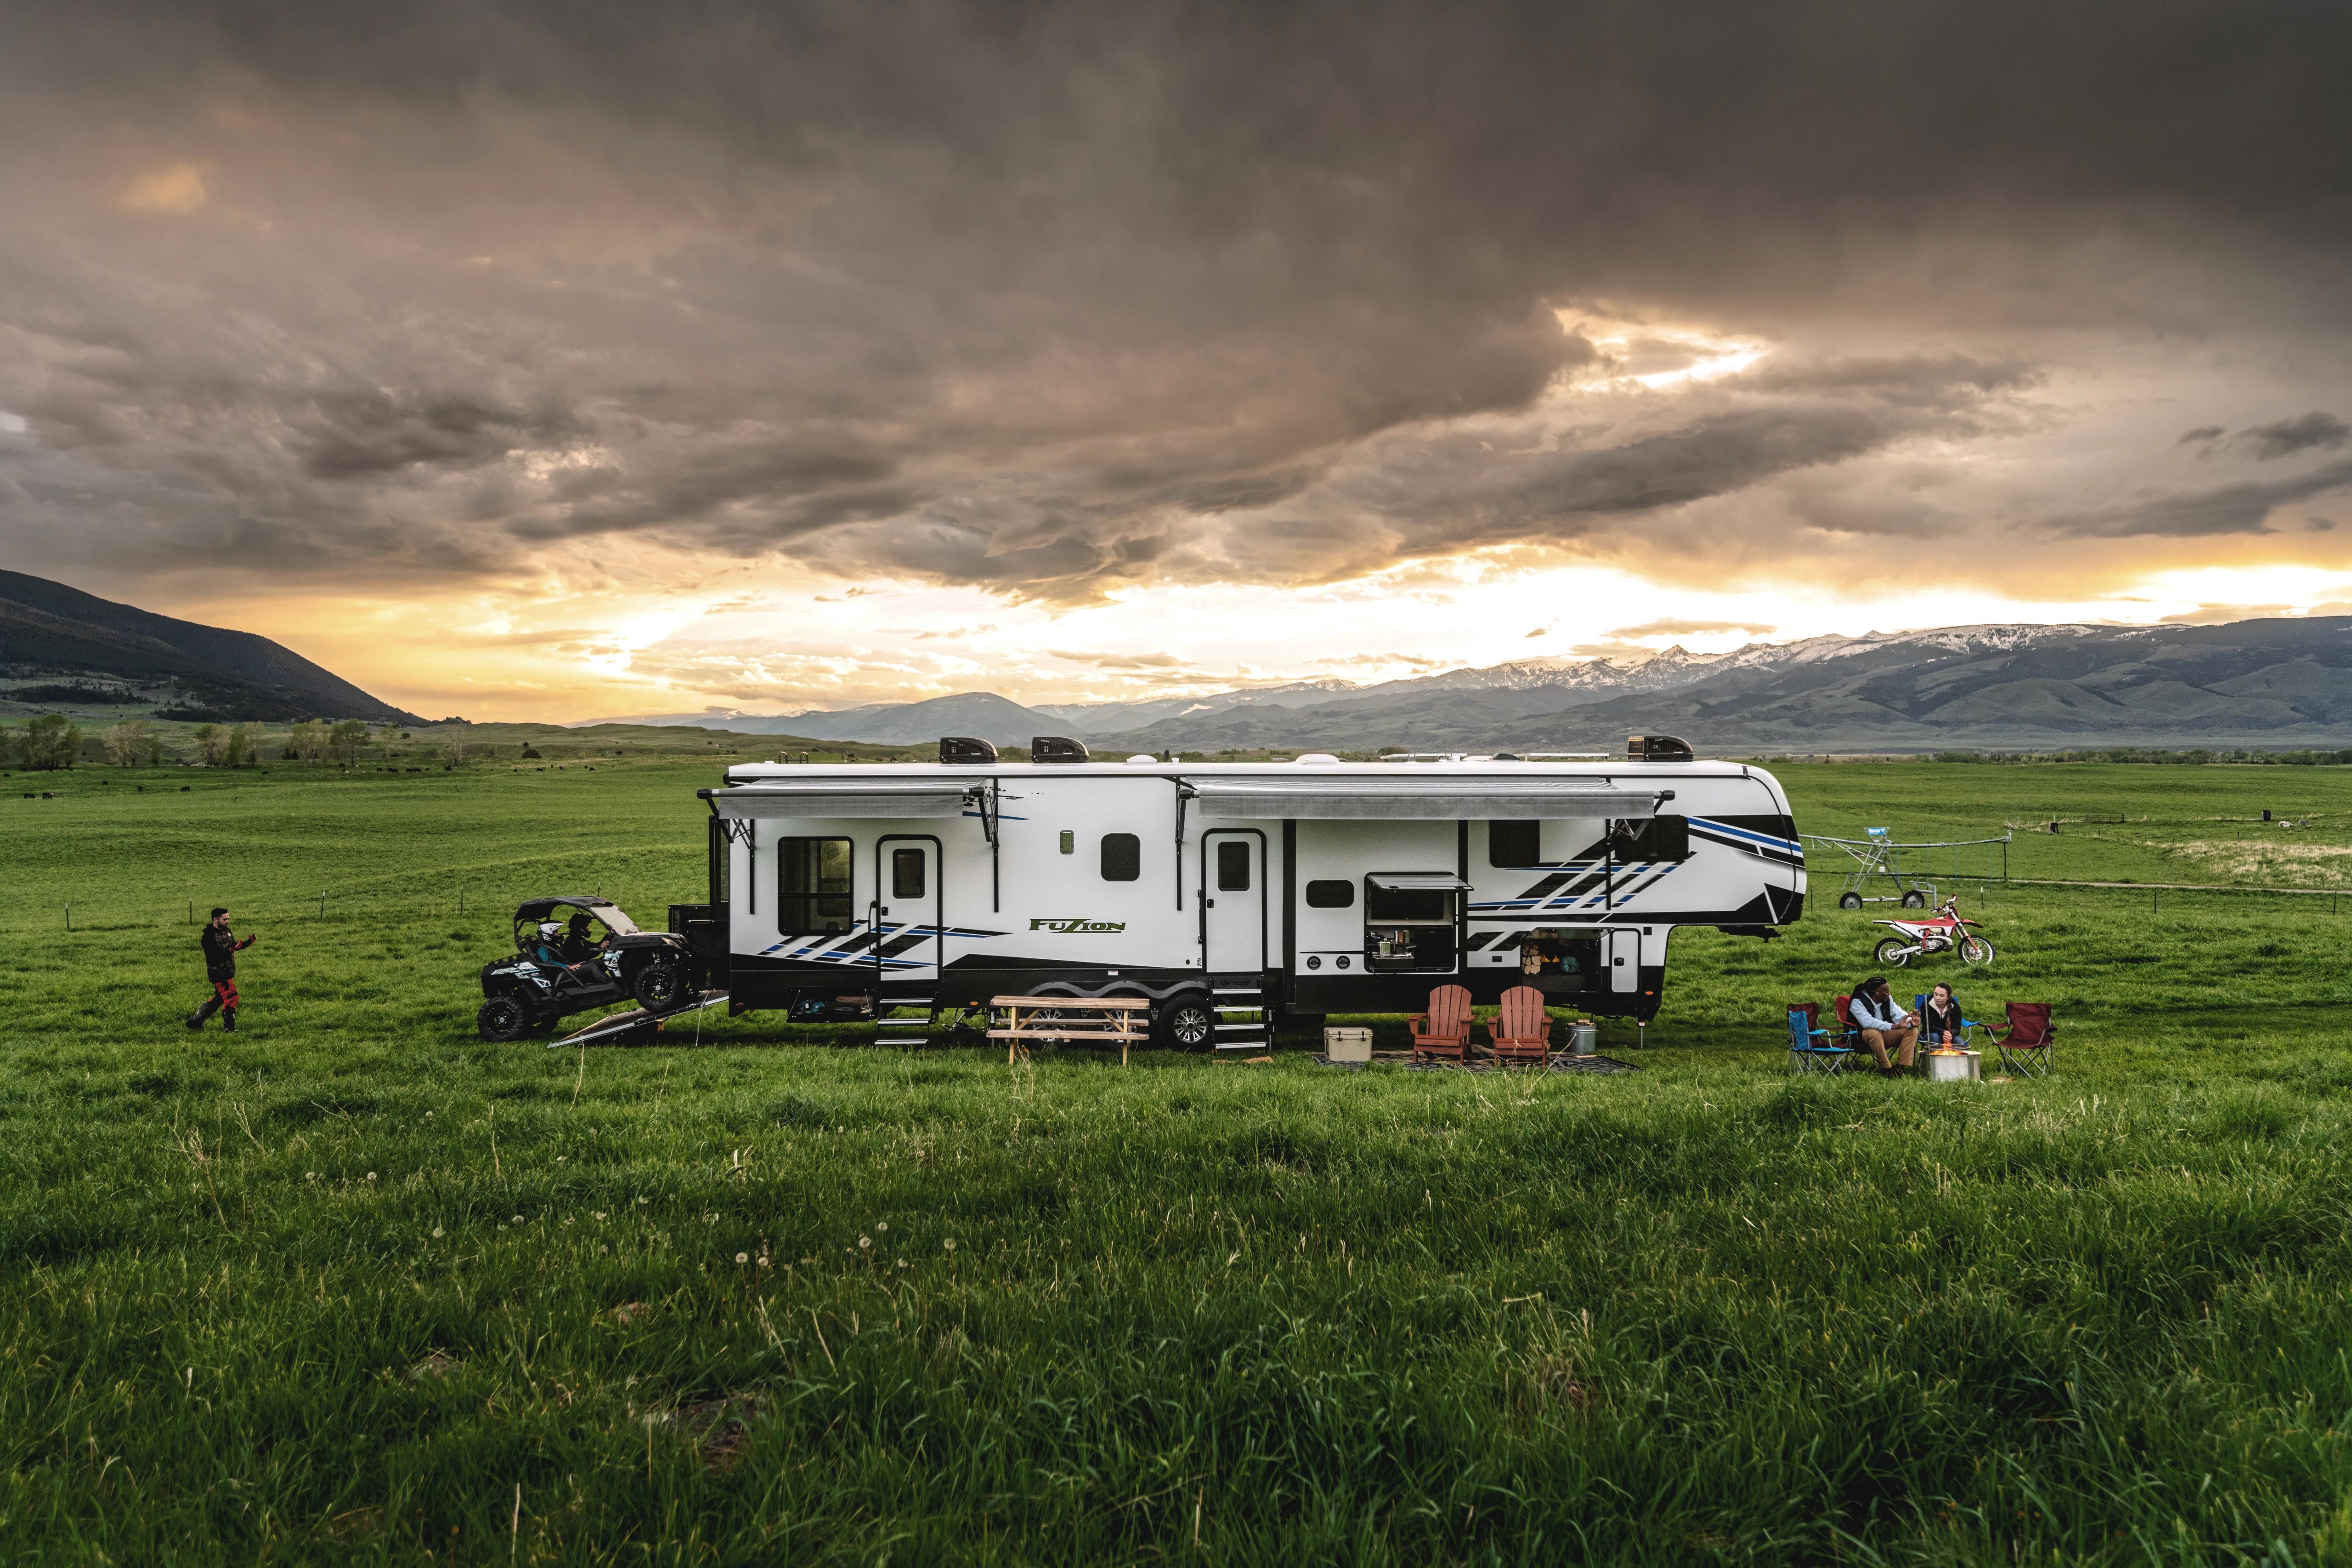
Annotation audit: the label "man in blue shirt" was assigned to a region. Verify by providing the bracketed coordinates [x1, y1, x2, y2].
[1848, 976, 1918, 1076]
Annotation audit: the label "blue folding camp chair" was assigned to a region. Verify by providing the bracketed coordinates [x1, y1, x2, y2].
[1914, 993, 1981, 1049]
[1788, 1003, 1854, 1076]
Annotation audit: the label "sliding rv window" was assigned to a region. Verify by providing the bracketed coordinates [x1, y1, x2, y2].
[777, 837, 855, 935]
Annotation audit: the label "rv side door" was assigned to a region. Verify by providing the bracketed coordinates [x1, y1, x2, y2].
[1200, 830, 1266, 973]
[872, 836, 944, 986]
[1606, 927, 1641, 993]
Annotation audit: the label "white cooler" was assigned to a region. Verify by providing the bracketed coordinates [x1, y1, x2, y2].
[1324, 1027, 1374, 1064]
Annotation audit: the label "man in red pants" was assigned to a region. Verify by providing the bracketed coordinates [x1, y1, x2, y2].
[187, 907, 257, 1031]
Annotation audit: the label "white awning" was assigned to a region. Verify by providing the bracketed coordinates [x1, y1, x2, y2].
[711, 781, 974, 819]
[1191, 777, 1667, 820]
[1365, 873, 1472, 891]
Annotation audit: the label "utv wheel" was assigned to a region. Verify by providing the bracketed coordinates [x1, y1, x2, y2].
[1959, 936, 1996, 967]
[1838, 892, 1864, 911]
[477, 996, 531, 1042]
[1900, 890, 1928, 910]
[1872, 936, 1913, 968]
[1154, 993, 1216, 1052]
[633, 962, 687, 1011]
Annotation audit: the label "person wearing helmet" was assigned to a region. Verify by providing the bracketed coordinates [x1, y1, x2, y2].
[532, 922, 569, 965]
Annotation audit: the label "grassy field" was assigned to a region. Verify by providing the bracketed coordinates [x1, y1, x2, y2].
[4, 761, 2352, 1563]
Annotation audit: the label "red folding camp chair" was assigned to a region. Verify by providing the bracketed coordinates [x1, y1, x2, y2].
[1991, 1002, 2056, 1077]
[1410, 985, 1473, 1064]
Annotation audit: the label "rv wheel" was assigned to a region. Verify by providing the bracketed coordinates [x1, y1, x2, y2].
[1838, 892, 1864, 911]
[1154, 993, 1216, 1052]
[477, 996, 531, 1042]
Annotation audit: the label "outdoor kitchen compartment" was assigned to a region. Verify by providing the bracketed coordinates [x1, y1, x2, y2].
[1363, 873, 1461, 973]
[1518, 930, 1598, 991]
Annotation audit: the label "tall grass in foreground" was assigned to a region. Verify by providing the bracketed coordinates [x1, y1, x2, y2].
[4, 760, 2352, 1562]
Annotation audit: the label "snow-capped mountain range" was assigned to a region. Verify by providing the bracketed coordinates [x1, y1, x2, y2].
[588, 617, 2344, 751]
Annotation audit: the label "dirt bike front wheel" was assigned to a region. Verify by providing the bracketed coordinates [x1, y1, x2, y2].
[1960, 936, 1996, 966]
[1873, 937, 1913, 968]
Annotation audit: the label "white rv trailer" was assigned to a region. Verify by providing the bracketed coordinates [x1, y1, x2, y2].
[684, 736, 1804, 1048]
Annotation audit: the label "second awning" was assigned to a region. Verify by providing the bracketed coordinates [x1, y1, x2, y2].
[1191, 777, 1668, 820]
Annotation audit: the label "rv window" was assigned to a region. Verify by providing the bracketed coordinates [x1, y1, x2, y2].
[777, 837, 854, 935]
[1100, 832, 1141, 882]
[891, 847, 926, 900]
[1304, 878, 1354, 908]
[1488, 821, 1542, 867]
[1216, 840, 1251, 892]
[1365, 882, 1452, 923]
[1617, 814, 1690, 862]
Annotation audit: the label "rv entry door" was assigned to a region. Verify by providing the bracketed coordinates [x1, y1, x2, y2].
[1200, 830, 1266, 972]
[872, 836, 944, 988]
[1606, 927, 1641, 993]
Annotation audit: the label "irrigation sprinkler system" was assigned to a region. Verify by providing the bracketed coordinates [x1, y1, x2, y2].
[1802, 827, 2013, 910]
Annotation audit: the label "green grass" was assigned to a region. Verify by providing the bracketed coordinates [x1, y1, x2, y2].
[5, 762, 2352, 1563]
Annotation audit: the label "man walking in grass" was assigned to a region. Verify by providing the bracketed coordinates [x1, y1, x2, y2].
[187, 907, 257, 1032]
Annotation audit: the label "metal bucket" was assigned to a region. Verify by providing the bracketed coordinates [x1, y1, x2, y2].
[1568, 1021, 1598, 1056]
[1922, 1049, 1979, 1083]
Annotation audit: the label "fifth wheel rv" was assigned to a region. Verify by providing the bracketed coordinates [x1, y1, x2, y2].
[664, 736, 1804, 1049]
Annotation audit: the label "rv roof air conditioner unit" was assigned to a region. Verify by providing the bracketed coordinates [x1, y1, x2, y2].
[1626, 735, 1694, 762]
[1030, 736, 1090, 765]
[939, 736, 998, 764]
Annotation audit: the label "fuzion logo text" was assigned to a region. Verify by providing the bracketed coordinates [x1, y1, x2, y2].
[1029, 917, 1126, 934]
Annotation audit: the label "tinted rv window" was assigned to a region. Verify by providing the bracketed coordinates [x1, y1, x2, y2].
[1304, 879, 1354, 908]
[1216, 840, 1251, 891]
[1365, 883, 1451, 923]
[891, 847, 926, 899]
[1488, 821, 1541, 866]
[1100, 833, 1141, 882]
[1619, 814, 1690, 862]
[777, 837, 854, 935]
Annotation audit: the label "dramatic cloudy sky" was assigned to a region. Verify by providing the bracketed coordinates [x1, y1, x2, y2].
[6, 0, 2352, 719]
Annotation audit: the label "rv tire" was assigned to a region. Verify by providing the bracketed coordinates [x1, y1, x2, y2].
[1154, 992, 1215, 1052]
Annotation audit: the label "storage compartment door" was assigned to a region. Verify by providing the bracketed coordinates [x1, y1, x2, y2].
[1606, 927, 1641, 993]
[1201, 831, 1266, 973]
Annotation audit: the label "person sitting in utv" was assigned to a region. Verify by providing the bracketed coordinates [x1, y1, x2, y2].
[559, 912, 598, 962]
[532, 922, 569, 965]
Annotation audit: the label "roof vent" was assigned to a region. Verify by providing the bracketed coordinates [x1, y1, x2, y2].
[939, 736, 998, 765]
[1125, 754, 1159, 764]
[1626, 735, 1694, 762]
[1295, 753, 1340, 765]
[1030, 736, 1089, 765]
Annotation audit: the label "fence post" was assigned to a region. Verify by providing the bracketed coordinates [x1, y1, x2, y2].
[319, 890, 326, 917]
[65, 903, 71, 931]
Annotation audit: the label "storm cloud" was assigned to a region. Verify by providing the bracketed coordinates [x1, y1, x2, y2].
[5, 0, 2352, 604]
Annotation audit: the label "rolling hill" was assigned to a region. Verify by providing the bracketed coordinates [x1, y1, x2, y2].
[0, 570, 424, 724]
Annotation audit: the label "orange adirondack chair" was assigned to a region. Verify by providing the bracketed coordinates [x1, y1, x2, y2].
[1410, 985, 1474, 1064]
[1489, 986, 1553, 1064]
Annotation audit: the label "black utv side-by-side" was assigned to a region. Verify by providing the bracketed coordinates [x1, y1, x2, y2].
[475, 896, 706, 1041]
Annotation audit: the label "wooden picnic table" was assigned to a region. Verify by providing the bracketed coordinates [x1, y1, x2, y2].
[986, 995, 1151, 1065]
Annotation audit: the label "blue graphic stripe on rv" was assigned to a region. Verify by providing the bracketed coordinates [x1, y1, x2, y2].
[1470, 863, 1679, 913]
[1687, 816, 1804, 866]
[759, 921, 1004, 965]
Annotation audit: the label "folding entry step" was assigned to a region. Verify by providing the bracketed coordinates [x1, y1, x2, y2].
[874, 991, 937, 1048]
[1210, 980, 1270, 1051]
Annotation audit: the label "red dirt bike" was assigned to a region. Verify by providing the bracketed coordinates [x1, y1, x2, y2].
[1872, 899, 1995, 968]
